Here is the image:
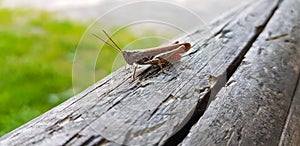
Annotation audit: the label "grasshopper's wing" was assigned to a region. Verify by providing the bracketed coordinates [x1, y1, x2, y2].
[140, 42, 191, 57]
[159, 51, 182, 63]
[151, 45, 186, 64]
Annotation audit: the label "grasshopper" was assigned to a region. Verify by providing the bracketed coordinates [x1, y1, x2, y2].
[93, 30, 191, 81]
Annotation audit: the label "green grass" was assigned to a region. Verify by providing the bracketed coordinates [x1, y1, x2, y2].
[0, 8, 170, 136]
[0, 8, 86, 136]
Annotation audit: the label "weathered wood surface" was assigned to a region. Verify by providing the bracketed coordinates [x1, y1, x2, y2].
[0, 0, 299, 145]
[181, 0, 300, 145]
[279, 79, 300, 146]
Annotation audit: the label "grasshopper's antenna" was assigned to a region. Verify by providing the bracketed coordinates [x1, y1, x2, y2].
[91, 33, 122, 52]
[102, 30, 122, 51]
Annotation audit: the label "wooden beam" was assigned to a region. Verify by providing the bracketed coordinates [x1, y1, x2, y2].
[181, 0, 300, 145]
[1, 0, 299, 145]
[279, 76, 300, 145]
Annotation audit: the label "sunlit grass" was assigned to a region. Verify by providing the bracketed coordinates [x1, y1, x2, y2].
[0, 8, 87, 136]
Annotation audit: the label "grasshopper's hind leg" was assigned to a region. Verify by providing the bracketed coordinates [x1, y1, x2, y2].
[157, 60, 169, 74]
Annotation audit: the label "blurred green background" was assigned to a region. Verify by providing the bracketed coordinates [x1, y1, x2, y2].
[0, 8, 85, 136]
[0, 7, 168, 136]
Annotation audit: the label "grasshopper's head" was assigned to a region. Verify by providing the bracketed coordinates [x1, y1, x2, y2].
[122, 50, 139, 65]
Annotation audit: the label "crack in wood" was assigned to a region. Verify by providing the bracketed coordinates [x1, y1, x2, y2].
[226, 1, 281, 80]
[278, 71, 300, 145]
[62, 133, 83, 146]
[163, 0, 283, 145]
[163, 93, 211, 146]
[81, 136, 109, 146]
[194, 87, 211, 94]
[131, 122, 166, 140]
[225, 80, 237, 87]
[147, 94, 176, 121]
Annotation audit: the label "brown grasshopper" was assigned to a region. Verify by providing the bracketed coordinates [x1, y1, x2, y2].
[93, 30, 191, 81]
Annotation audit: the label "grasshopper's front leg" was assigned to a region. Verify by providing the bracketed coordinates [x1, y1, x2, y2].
[130, 63, 138, 82]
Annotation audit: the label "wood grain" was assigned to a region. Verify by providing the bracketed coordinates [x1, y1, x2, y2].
[279, 75, 300, 145]
[1, 0, 299, 145]
[181, 0, 300, 145]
